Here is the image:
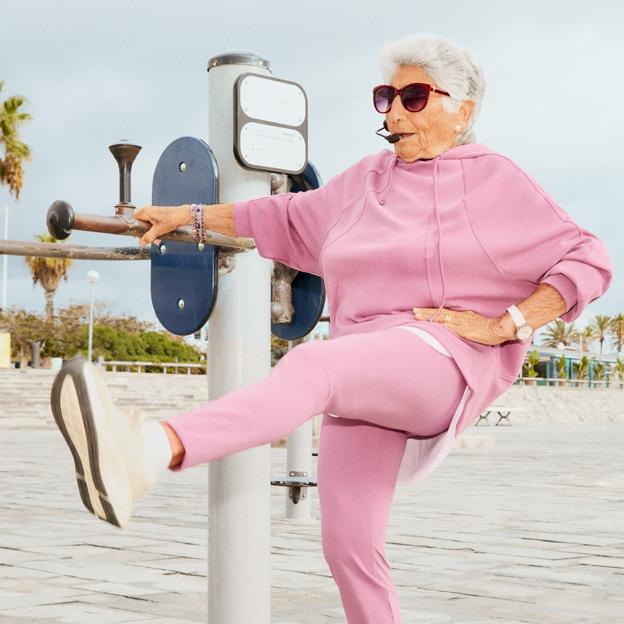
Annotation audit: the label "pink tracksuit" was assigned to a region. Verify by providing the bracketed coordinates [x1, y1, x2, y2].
[164, 143, 612, 623]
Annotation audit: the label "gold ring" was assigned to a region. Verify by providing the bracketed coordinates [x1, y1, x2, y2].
[444, 313, 451, 322]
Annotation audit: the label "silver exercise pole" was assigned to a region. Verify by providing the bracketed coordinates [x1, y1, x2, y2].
[206, 50, 273, 624]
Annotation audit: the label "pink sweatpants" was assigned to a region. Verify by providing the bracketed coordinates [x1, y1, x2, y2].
[164, 325, 467, 623]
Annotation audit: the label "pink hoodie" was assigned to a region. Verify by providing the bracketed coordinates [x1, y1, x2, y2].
[233, 143, 613, 482]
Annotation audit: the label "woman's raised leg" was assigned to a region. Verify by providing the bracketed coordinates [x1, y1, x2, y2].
[163, 325, 467, 472]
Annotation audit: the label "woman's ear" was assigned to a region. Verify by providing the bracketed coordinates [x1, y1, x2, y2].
[457, 98, 475, 125]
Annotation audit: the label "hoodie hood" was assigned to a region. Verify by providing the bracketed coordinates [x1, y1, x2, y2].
[379, 143, 496, 323]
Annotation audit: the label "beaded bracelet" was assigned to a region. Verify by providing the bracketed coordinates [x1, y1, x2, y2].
[190, 203, 205, 243]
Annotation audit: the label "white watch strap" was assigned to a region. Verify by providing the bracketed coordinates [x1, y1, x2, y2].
[506, 304, 527, 328]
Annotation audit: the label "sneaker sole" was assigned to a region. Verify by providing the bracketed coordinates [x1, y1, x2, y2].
[51, 358, 130, 528]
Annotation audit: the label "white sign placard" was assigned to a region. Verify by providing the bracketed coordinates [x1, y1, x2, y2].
[239, 122, 306, 172]
[240, 74, 306, 127]
[235, 73, 308, 174]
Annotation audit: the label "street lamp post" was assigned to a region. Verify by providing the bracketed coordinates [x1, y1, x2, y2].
[87, 270, 100, 361]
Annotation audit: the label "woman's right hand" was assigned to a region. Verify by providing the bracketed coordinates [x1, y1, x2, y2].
[134, 205, 189, 248]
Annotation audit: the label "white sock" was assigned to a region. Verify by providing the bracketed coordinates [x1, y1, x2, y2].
[141, 420, 173, 479]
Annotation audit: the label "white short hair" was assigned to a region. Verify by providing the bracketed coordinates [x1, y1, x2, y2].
[377, 33, 486, 145]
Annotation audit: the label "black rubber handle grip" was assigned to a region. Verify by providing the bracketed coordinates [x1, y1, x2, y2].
[47, 200, 75, 240]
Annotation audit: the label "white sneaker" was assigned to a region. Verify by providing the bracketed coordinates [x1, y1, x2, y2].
[50, 356, 159, 528]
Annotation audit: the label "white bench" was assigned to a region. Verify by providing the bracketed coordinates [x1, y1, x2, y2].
[475, 405, 527, 426]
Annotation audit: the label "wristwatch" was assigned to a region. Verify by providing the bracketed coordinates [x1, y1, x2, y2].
[505, 305, 534, 341]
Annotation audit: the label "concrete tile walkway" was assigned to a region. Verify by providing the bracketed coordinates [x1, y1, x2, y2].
[1, 424, 623, 622]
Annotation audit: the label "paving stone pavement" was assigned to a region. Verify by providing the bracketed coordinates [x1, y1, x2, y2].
[1, 423, 623, 623]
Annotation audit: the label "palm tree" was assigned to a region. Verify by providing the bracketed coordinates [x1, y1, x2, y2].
[555, 354, 568, 386]
[590, 315, 612, 354]
[24, 233, 73, 319]
[608, 314, 624, 354]
[522, 349, 541, 384]
[541, 319, 577, 348]
[572, 355, 589, 386]
[592, 361, 608, 385]
[614, 358, 624, 388]
[573, 325, 596, 354]
[0, 80, 32, 199]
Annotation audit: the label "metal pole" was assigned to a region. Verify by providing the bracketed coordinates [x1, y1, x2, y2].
[87, 270, 99, 362]
[88, 282, 95, 362]
[2, 206, 8, 310]
[285, 337, 314, 520]
[0, 239, 150, 261]
[45, 200, 254, 251]
[206, 51, 273, 623]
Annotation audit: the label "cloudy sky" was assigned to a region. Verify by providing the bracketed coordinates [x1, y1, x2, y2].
[1, 0, 622, 346]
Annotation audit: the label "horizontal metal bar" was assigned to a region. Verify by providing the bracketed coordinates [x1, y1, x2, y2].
[0, 240, 151, 260]
[72, 213, 255, 251]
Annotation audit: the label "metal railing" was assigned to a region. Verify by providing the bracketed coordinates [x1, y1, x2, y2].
[101, 359, 207, 374]
[513, 376, 623, 389]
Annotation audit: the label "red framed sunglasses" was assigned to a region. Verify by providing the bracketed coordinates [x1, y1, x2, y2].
[372, 82, 451, 113]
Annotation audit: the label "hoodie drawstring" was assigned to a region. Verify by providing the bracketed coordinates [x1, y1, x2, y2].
[381, 153, 447, 323]
[427, 156, 447, 322]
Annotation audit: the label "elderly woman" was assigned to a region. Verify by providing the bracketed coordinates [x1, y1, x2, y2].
[51, 33, 612, 623]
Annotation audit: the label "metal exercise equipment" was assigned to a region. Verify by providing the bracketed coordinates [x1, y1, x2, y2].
[271, 161, 326, 341]
[46, 141, 250, 251]
[271, 474, 317, 504]
[0, 49, 327, 624]
[3, 107, 324, 339]
[42, 140, 326, 340]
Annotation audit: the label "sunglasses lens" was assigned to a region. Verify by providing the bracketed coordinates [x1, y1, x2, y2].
[402, 84, 429, 112]
[373, 86, 394, 113]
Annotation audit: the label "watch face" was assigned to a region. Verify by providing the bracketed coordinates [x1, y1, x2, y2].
[517, 325, 533, 340]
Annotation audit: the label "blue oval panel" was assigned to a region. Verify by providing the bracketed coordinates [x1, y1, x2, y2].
[151, 137, 219, 336]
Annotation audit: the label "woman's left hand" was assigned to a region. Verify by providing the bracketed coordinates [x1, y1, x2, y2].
[412, 307, 511, 346]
